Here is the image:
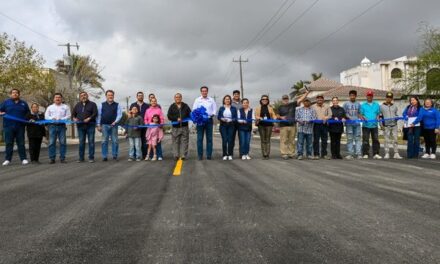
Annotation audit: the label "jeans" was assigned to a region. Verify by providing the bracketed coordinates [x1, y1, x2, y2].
[313, 123, 328, 157]
[362, 127, 380, 156]
[77, 124, 96, 161]
[407, 126, 421, 158]
[297, 132, 313, 157]
[140, 128, 147, 159]
[384, 125, 398, 155]
[220, 123, 235, 156]
[233, 123, 241, 156]
[48, 125, 67, 161]
[279, 126, 296, 157]
[171, 126, 189, 158]
[258, 126, 273, 157]
[239, 129, 252, 156]
[128, 137, 141, 159]
[101, 124, 119, 159]
[346, 125, 362, 156]
[3, 126, 27, 161]
[196, 118, 213, 159]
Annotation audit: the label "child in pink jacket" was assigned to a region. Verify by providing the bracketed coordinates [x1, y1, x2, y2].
[145, 115, 164, 161]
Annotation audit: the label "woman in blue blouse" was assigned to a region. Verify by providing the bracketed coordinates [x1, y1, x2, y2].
[217, 95, 238, 160]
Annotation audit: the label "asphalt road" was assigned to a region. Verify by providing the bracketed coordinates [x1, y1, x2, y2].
[0, 135, 439, 264]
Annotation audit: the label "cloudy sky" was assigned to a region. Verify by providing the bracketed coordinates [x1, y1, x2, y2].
[1, 0, 439, 108]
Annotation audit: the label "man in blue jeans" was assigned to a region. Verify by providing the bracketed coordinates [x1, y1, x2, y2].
[0, 88, 30, 166]
[45, 93, 71, 164]
[360, 90, 382, 159]
[343, 90, 362, 159]
[97, 90, 122, 161]
[72, 91, 98, 163]
[193, 86, 217, 160]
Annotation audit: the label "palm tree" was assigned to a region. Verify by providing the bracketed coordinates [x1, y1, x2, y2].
[311, 72, 323, 81]
[290, 80, 310, 99]
[55, 54, 105, 99]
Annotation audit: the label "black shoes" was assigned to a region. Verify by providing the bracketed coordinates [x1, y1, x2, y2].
[102, 158, 108, 162]
[49, 160, 55, 164]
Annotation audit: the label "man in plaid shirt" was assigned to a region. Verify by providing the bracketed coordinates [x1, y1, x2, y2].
[295, 98, 317, 160]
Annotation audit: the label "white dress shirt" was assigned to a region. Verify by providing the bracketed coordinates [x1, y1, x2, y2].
[193, 96, 217, 117]
[45, 103, 71, 120]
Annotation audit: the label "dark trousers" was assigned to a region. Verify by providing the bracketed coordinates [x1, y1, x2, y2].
[77, 124, 96, 161]
[362, 127, 380, 156]
[258, 126, 273, 157]
[232, 123, 241, 156]
[313, 123, 328, 157]
[196, 118, 213, 159]
[140, 128, 147, 159]
[423, 129, 437, 155]
[330, 132, 342, 158]
[220, 123, 235, 156]
[407, 127, 421, 158]
[3, 126, 27, 161]
[28, 137, 43, 162]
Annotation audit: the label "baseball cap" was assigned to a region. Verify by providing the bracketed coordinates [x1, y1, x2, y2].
[316, 95, 324, 99]
[386, 92, 393, 98]
[282, 95, 289, 99]
[366, 90, 374, 97]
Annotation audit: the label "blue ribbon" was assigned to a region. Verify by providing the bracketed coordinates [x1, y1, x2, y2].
[1, 113, 406, 128]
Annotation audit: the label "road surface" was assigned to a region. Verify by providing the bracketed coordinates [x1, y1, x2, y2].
[0, 135, 439, 263]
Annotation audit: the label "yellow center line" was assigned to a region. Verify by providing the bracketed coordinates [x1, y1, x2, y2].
[172, 158, 183, 176]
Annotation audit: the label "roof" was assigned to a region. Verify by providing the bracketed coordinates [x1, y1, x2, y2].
[307, 78, 343, 91]
[319, 85, 402, 100]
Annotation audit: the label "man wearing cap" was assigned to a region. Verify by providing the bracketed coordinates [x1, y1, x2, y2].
[278, 92, 309, 159]
[311, 95, 331, 159]
[295, 98, 317, 160]
[380, 92, 402, 159]
[360, 90, 381, 159]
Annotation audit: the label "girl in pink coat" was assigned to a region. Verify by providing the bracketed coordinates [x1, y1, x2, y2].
[145, 114, 164, 161]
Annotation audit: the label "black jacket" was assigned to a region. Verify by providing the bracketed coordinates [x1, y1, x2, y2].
[72, 100, 98, 124]
[26, 112, 46, 138]
[328, 106, 346, 133]
[167, 102, 191, 127]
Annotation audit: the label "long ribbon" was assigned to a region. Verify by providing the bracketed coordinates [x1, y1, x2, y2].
[1, 113, 406, 128]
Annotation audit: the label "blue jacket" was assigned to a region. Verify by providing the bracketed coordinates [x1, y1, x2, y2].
[0, 98, 30, 128]
[413, 107, 440, 129]
[217, 106, 237, 124]
[238, 108, 253, 131]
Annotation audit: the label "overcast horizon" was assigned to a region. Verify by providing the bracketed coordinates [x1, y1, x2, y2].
[1, 0, 440, 107]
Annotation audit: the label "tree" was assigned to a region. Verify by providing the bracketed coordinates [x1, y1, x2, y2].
[0, 33, 55, 103]
[311, 72, 323, 81]
[402, 23, 440, 102]
[55, 54, 105, 99]
[290, 80, 310, 99]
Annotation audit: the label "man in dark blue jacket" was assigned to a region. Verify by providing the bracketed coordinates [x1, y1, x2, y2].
[0, 88, 30, 166]
[72, 91, 98, 163]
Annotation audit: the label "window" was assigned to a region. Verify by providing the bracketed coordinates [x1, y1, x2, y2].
[391, 68, 402, 79]
[426, 68, 440, 91]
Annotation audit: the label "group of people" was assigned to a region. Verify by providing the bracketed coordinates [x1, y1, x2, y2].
[1, 86, 439, 166]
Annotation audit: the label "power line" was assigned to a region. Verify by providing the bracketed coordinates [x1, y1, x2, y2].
[240, 0, 297, 56]
[260, 0, 386, 81]
[0, 11, 61, 44]
[248, 0, 321, 58]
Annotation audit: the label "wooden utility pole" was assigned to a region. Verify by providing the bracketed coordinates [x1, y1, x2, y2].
[233, 56, 248, 97]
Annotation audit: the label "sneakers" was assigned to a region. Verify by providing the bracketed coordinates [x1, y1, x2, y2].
[158, 157, 163, 161]
[373, 154, 382, 159]
[430, 154, 436, 159]
[228, 156, 233, 161]
[22, 159, 29, 165]
[282, 155, 289, 160]
[2, 160, 10, 166]
[223, 156, 228, 161]
[297, 155, 304, 160]
[421, 153, 430, 159]
[357, 155, 363, 160]
[384, 154, 390, 159]
[151, 155, 157, 161]
[246, 155, 252, 160]
[345, 155, 354, 160]
[136, 158, 141, 162]
[144, 156, 150, 161]
[128, 158, 134, 162]
[362, 155, 369, 159]
[393, 153, 403, 159]
[242, 155, 247, 160]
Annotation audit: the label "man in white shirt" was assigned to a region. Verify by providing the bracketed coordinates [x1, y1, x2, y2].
[45, 93, 71, 163]
[192, 86, 217, 160]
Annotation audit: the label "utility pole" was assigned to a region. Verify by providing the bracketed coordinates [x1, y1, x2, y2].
[233, 56, 248, 97]
[58, 43, 79, 138]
